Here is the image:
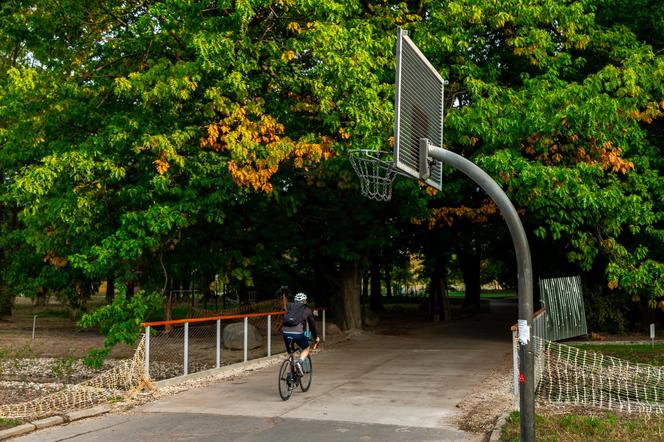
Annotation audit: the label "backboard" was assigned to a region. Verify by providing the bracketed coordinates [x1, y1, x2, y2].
[394, 28, 445, 191]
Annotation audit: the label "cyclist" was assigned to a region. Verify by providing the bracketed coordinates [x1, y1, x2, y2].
[282, 292, 319, 375]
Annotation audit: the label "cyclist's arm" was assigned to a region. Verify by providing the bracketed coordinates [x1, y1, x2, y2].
[306, 310, 318, 341]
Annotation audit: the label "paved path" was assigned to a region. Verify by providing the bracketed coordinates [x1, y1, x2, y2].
[17, 300, 517, 441]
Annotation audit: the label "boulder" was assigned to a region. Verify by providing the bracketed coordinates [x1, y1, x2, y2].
[223, 322, 263, 350]
[362, 307, 380, 327]
[322, 322, 342, 335]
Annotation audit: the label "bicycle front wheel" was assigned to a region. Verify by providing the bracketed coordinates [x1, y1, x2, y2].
[278, 359, 293, 401]
[300, 355, 313, 392]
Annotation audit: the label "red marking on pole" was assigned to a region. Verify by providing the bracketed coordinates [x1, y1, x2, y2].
[519, 373, 526, 384]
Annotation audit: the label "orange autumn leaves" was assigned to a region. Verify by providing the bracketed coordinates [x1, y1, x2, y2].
[200, 104, 333, 192]
[413, 199, 500, 229]
[522, 133, 634, 174]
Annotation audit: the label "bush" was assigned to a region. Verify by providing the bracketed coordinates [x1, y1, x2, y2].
[584, 287, 628, 334]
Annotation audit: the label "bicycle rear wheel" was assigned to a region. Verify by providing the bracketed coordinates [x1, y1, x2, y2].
[278, 359, 294, 401]
[300, 355, 313, 392]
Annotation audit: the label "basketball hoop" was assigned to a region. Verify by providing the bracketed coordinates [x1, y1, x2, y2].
[349, 149, 398, 202]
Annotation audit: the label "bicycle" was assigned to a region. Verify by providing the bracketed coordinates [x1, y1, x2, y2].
[278, 336, 317, 401]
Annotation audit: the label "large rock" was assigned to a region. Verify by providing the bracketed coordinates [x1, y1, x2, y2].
[362, 307, 380, 327]
[324, 322, 342, 335]
[223, 322, 263, 350]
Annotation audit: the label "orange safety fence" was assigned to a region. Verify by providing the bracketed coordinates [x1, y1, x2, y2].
[140, 308, 328, 381]
[141, 307, 327, 327]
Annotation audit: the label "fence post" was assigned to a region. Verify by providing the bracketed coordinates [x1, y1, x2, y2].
[144, 326, 150, 379]
[322, 309, 326, 342]
[216, 319, 221, 369]
[184, 322, 189, 376]
[267, 315, 272, 357]
[32, 315, 38, 340]
[243, 317, 248, 363]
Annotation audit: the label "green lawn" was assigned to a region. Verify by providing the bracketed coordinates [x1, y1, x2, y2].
[447, 290, 516, 299]
[0, 418, 22, 430]
[572, 343, 664, 366]
[501, 411, 664, 442]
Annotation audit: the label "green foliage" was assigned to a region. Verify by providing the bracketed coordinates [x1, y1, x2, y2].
[78, 287, 161, 367]
[584, 287, 628, 334]
[51, 355, 77, 384]
[0, 0, 661, 332]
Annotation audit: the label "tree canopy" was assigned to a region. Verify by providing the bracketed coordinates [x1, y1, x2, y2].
[0, 0, 662, 336]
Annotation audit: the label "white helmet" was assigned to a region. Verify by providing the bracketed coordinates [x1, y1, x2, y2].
[294, 292, 307, 303]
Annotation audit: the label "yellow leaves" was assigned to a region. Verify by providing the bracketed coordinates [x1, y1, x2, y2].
[288, 22, 302, 33]
[281, 50, 297, 62]
[629, 102, 663, 125]
[339, 127, 351, 140]
[592, 141, 635, 174]
[43, 251, 68, 269]
[154, 159, 170, 175]
[201, 101, 333, 192]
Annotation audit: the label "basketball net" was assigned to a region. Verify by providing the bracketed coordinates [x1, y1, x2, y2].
[349, 149, 398, 202]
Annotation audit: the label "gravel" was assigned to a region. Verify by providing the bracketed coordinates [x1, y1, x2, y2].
[455, 354, 516, 434]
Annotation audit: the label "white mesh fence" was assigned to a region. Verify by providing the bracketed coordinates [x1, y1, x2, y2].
[514, 326, 664, 414]
[0, 336, 147, 421]
[536, 337, 664, 413]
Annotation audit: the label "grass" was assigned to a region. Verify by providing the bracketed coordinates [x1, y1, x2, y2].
[501, 410, 664, 441]
[447, 290, 516, 299]
[0, 418, 23, 430]
[572, 343, 664, 366]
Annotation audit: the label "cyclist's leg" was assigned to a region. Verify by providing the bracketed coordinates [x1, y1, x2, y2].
[283, 333, 294, 355]
[293, 333, 310, 361]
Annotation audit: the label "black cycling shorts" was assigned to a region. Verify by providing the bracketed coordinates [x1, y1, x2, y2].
[283, 332, 309, 352]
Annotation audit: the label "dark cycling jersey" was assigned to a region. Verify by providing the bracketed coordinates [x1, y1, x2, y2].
[282, 302, 318, 340]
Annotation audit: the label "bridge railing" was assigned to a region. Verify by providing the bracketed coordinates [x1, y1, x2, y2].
[141, 308, 327, 382]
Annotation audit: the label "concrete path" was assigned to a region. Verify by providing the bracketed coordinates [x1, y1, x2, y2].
[17, 300, 517, 441]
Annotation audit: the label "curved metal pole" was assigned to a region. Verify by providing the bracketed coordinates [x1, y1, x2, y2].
[429, 146, 535, 441]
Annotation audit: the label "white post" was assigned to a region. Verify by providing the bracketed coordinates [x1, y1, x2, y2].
[267, 315, 272, 357]
[243, 317, 248, 363]
[651, 323, 656, 348]
[216, 319, 221, 368]
[32, 315, 37, 340]
[323, 309, 326, 342]
[144, 326, 150, 379]
[184, 322, 189, 376]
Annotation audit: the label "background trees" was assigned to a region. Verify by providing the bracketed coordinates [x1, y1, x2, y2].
[0, 1, 661, 335]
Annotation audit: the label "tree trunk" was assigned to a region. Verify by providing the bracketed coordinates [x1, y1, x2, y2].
[369, 252, 382, 311]
[105, 277, 115, 304]
[335, 261, 362, 331]
[441, 266, 451, 321]
[164, 291, 174, 332]
[385, 262, 392, 297]
[428, 263, 443, 321]
[458, 248, 481, 312]
[0, 281, 12, 320]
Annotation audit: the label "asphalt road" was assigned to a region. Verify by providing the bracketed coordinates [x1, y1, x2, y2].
[17, 300, 517, 442]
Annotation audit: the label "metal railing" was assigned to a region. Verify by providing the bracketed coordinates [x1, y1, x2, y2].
[539, 275, 588, 341]
[141, 308, 327, 381]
